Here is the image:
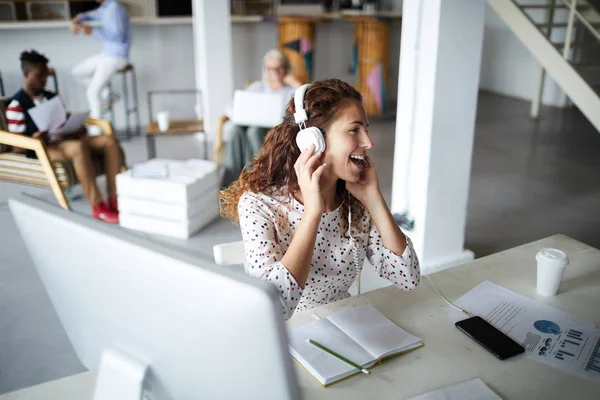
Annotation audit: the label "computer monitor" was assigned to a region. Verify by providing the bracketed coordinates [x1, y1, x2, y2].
[9, 194, 301, 400]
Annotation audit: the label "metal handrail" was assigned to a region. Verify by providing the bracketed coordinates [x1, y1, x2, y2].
[562, 0, 600, 61]
[527, 0, 600, 119]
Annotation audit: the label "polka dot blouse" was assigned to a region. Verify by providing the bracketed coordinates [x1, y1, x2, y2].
[238, 191, 420, 320]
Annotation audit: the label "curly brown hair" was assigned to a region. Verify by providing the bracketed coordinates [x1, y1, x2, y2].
[220, 78, 366, 235]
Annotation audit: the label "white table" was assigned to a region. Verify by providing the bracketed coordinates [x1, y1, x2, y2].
[2, 234, 599, 399]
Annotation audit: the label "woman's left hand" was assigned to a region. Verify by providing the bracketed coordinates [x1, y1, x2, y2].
[346, 155, 382, 208]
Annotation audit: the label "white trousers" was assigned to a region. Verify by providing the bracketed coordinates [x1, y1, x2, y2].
[72, 54, 128, 119]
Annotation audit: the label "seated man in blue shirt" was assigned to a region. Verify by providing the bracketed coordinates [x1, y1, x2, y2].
[70, 0, 131, 136]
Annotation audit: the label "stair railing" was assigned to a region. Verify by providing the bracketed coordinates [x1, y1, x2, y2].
[562, 0, 600, 61]
[531, 0, 600, 117]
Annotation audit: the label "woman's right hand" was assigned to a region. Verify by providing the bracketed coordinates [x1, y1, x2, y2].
[294, 144, 328, 218]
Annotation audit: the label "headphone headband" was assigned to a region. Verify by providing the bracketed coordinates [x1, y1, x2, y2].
[293, 83, 310, 125]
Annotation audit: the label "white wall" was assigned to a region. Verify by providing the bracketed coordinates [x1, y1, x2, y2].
[0, 19, 401, 132]
[0, 2, 571, 134]
[389, 0, 570, 108]
[480, 1, 568, 107]
[230, 19, 402, 104]
[0, 24, 197, 127]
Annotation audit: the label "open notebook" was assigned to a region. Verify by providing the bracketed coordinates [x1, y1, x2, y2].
[289, 305, 423, 386]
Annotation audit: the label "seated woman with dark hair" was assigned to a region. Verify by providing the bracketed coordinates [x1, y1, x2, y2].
[220, 79, 420, 320]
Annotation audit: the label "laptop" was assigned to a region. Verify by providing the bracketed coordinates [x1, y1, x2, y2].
[232, 90, 285, 128]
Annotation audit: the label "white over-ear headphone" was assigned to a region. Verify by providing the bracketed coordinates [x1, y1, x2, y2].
[294, 83, 326, 154]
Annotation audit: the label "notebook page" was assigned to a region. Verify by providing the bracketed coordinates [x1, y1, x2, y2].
[327, 305, 422, 360]
[288, 317, 375, 385]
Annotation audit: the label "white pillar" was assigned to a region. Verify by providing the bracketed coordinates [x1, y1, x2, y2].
[391, 0, 485, 275]
[192, 0, 234, 140]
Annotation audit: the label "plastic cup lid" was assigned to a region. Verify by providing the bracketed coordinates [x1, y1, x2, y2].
[536, 248, 569, 265]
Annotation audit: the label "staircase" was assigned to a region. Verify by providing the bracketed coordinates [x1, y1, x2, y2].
[488, 0, 600, 132]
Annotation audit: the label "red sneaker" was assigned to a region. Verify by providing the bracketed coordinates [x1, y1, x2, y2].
[107, 196, 119, 213]
[92, 202, 119, 224]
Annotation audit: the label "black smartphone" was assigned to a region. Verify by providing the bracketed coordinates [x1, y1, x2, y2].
[455, 316, 525, 360]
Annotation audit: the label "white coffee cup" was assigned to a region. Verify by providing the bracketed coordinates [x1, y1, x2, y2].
[157, 111, 170, 132]
[536, 248, 569, 296]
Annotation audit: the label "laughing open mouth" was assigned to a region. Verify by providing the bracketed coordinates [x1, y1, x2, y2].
[350, 154, 367, 169]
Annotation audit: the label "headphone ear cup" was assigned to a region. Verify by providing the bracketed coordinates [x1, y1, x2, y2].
[296, 127, 326, 154]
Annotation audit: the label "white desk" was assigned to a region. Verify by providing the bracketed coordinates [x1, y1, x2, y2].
[1, 234, 599, 399]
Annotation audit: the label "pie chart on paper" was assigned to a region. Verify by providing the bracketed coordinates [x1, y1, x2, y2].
[534, 320, 561, 335]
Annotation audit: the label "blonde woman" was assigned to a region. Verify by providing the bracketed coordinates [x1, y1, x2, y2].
[222, 50, 301, 187]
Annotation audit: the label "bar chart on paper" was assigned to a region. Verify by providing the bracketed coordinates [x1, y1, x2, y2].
[544, 326, 600, 382]
[584, 336, 600, 374]
[451, 281, 600, 382]
[555, 329, 584, 360]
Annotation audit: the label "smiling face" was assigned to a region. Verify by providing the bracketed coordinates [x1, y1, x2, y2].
[322, 100, 373, 183]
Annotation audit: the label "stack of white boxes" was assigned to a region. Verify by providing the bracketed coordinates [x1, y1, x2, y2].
[116, 159, 220, 239]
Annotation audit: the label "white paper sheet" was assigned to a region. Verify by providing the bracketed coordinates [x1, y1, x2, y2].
[28, 96, 66, 133]
[451, 281, 600, 382]
[28, 96, 88, 138]
[52, 111, 88, 137]
[407, 378, 501, 400]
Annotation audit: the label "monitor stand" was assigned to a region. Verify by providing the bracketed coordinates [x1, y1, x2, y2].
[94, 347, 148, 400]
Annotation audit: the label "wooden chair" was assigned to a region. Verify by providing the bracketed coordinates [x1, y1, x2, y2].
[0, 96, 124, 211]
[213, 114, 232, 165]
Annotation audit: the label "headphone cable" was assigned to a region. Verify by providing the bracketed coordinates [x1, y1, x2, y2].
[424, 275, 473, 318]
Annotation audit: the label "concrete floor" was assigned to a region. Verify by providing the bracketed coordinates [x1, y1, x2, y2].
[466, 93, 600, 255]
[1, 92, 599, 394]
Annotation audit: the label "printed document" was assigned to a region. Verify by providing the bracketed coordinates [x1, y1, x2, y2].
[451, 281, 600, 382]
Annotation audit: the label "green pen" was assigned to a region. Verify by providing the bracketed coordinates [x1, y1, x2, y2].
[305, 338, 371, 375]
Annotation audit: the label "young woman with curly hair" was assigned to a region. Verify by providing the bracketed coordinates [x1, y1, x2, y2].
[220, 78, 420, 320]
